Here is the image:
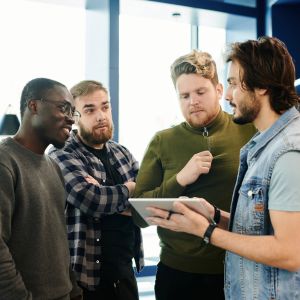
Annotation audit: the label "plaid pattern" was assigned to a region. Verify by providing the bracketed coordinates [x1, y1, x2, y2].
[48, 131, 144, 290]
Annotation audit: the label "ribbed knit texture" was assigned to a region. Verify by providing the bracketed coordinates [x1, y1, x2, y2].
[134, 110, 256, 274]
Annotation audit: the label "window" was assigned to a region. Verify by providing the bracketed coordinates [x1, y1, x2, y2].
[0, 0, 85, 117]
[119, 14, 190, 163]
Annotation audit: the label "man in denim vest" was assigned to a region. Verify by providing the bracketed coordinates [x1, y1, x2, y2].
[146, 36, 300, 299]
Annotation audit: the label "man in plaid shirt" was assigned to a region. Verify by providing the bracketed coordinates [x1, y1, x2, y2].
[49, 80, 144, 300]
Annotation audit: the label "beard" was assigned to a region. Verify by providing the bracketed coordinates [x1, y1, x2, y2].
[233, 93, 261, 125]
[78, 121, 114, 146]
[52, 140, 66, 149]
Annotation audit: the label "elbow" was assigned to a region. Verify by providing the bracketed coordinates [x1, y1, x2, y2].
[285, 262, 300, 272]
[281, 256, 300, 272]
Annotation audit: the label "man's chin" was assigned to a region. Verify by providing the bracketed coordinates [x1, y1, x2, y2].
[52, 140, 66, 149]
[233, 115, 251, 125]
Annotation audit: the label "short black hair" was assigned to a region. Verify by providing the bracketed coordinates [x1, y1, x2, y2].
[20, 78, 66, 118]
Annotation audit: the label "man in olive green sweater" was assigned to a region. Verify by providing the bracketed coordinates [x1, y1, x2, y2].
[133, 50, 256, 300]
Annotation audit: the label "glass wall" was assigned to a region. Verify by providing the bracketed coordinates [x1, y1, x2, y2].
[0, 0, 85, 118]
[119, 14, 191, 268]
[210, 0, 256, 7]
[119, 14, 191, 163]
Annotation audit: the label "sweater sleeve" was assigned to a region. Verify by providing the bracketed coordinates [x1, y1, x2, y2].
[0, 164, 32, 300]
[134, 134, 185, 199]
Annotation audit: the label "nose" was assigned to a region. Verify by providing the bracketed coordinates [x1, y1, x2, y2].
[224, 87, 232, 103]
[65, 114, 75, 124]
[96, 109, 105, 122]
[190, 94, 200, 105]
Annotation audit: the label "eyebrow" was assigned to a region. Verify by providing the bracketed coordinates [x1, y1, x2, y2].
[60, 100, 71, 104]
[82, 104, 95, 109]
[179, 87, 207, 96]
[82, 101, 111, 109]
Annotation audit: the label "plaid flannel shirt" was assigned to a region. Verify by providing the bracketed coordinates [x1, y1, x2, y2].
[48, 131, 144, 290]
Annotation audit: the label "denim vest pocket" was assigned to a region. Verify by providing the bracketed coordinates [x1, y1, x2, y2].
[235, 178, 266, 235]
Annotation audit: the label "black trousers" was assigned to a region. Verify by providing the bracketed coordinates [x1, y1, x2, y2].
[155, 262, 225, 300]
[81, 273, 139, 300]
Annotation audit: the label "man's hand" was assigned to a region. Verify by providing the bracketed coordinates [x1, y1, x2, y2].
[146, 201, 210, 237]
[85, 175, 100, 186]
[124, 181, 136, 197]
[120, 208, 132, 216]
[176, 151, 213, 187]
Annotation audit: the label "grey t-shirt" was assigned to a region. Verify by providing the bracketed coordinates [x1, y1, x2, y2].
[269, 151, 300, 211]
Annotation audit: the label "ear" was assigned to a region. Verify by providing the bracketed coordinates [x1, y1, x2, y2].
[216, 83, 223, 99]
[255, 88, 268, 96]
[27, 99, 39, 115]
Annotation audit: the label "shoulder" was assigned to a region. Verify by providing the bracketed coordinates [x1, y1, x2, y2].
[0, 138, 22, 167]
[274, 151, 300, 171]
[151, 123, 185, 140]
[107, 140, 134, 157]
[48, 134, 82, 162]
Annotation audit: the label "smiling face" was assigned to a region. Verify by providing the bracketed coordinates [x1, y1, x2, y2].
[225, 61, 261, 125]
[75, 89, 113, 149]
[176, 73, 222, 128]
[33, 84, 74, 149]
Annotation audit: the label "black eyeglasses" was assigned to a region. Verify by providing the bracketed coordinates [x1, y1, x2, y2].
[40, 98, 81, 121]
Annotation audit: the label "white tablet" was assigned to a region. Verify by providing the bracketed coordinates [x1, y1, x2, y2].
[129, 198, 213, 225]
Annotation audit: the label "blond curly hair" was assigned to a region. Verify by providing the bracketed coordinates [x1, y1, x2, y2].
[170, 50, 219, 87]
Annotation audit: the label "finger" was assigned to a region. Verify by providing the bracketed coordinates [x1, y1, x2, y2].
[166, 210, 173, 220]
[200, 166, 210, 174]
[172, 201, 190, 214]
[146, 206, 169, 219]
[198, 150, 211, 155]
[174, 201, 208, 222]
[196, 155, 213, 163]
[200, 161, 211, 168]
[197, 150, 213, 158]
[173, 201, 203, 219]
[147, 216, 167, 227]
[146, 216, 179, 230]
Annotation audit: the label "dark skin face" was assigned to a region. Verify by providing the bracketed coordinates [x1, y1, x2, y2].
[14, 85, 74, 154]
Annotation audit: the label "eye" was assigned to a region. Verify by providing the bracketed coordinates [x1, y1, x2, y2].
[57, 104, 68, 113]
[180, 94, 189, 100]
[228, 79, 237, 87]
[84, 108, 94, 114]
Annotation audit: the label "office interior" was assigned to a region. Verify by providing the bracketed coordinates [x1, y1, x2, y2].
[0, 0, 300, 299]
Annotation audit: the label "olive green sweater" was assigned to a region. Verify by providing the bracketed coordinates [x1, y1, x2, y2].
[134, 109, 256, 274]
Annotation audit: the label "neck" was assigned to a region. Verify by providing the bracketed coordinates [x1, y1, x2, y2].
[14, 128, 46, 155]
[254, 104, 281, 132]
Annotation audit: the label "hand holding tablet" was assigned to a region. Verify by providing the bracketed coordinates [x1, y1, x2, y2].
[129, 198, 214, 225]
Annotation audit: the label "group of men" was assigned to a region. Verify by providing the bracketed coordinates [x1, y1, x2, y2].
[0, 35, 299, 300]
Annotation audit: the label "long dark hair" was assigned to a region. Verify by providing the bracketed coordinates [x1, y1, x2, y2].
[226, 36, 299, 113]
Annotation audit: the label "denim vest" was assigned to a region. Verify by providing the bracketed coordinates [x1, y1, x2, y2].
[225, 107, 300, 300]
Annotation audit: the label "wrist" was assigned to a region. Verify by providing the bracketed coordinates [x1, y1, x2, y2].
[213, 205, 221, 224]
[176, 173, 187, 187]
[203, 222, 217, 244]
